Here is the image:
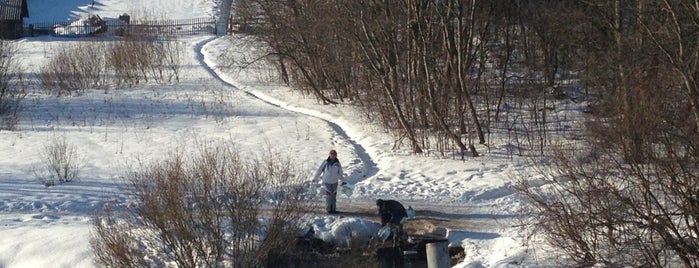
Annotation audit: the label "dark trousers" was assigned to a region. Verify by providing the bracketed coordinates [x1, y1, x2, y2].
[324, 182, 338, 212]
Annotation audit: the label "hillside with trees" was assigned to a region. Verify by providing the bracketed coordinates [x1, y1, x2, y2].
[229, 1, 699, 267]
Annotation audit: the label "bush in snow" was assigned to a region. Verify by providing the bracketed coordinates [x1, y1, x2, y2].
[40, 42, 108, 95]
[38, 135, 82, 186]
[108, 36, 182, 87]
[40, 37, 182, 94]
[91, 143, 332, 267]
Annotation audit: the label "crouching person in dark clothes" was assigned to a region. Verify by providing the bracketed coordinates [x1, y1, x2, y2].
[376, 199, 408, 227]
[375, 199, 409, 244]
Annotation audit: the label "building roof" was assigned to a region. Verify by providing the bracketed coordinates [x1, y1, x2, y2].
[0, 0, 28, 21]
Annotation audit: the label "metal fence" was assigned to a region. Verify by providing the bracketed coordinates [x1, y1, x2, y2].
[23, 17, 217, 37]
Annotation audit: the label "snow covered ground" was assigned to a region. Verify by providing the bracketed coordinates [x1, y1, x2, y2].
[0, 1, 582, 267]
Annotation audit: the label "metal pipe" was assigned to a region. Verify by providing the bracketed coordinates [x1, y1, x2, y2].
[426, 240, 450, 268]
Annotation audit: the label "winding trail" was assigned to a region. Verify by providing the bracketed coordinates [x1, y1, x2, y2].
[190, 37, 511, 235]
[193, 37, 379, 182]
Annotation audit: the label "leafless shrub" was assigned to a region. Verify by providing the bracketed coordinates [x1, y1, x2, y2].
[91, 143, 346, 267]
[0, 40, 26, 130]
[91, 206, 154, 268]
[40, 42, 108, 95]
[39, 37, 181, 94]
[108, 36, 181, 87]
[38, 135, 82, 186]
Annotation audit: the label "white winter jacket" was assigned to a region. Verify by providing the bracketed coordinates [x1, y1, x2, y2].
[314, 158, 343, 184]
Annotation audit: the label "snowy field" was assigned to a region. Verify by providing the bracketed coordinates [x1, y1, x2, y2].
[0, 1, 585, 267]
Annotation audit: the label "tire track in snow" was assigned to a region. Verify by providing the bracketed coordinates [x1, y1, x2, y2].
[193, 36, 378, 183]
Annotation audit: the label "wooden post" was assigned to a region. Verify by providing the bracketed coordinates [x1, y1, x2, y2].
[425, 240, 450, 268]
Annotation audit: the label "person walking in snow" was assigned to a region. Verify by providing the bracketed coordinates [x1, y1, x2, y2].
[313, 149, 344, 214]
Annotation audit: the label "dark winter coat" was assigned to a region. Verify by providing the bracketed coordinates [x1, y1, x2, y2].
[377, 199, 408, 226]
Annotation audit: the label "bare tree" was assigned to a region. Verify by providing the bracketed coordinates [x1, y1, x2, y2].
[244, 0, 592, 157]
[639, 0, 699, 147]
[517, 1, 699, 266]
